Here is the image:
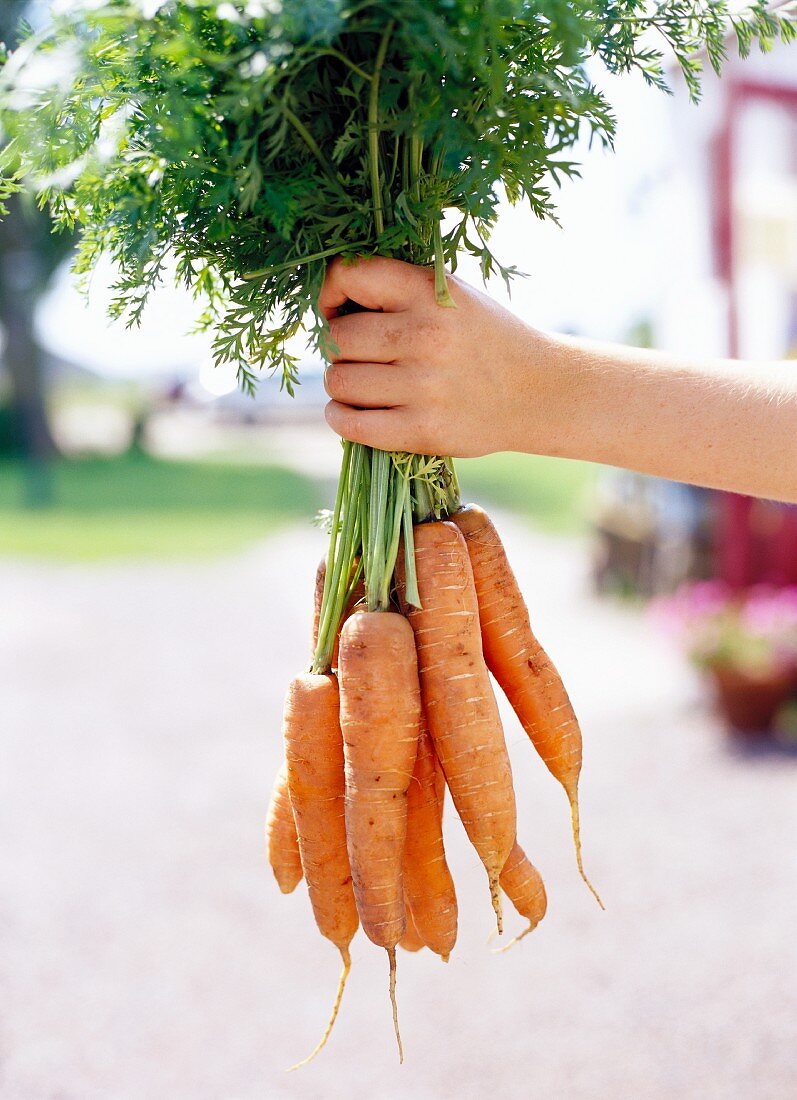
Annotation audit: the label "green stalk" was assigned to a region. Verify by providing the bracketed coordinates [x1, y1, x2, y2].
[313, 53, 461, 641]
[313, 442, 365, 673]
[317, 439, 350, 619]
[381, 462, 408, 609]
[411, 457, 434, 522]
[433, 220, 456, 307]
[368, 23, 393, 239]
[401, 482, 421, 609]
[366, 447, 391, 611]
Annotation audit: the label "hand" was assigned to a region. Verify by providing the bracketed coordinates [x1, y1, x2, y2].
[319, 256, 553, 457]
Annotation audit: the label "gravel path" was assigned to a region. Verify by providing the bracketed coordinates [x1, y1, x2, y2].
[1, 517, 795, 1100]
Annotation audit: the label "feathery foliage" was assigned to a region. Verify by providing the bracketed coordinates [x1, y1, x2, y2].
[0, 1, 792, 390]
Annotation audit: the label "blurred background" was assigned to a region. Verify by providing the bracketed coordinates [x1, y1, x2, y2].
[1, 5, 796, 1098]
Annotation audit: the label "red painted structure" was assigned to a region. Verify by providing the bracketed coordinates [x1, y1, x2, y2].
[711, 78, 797, 589]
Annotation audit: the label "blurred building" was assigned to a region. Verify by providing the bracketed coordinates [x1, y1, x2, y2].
[595, 40, 797, 596]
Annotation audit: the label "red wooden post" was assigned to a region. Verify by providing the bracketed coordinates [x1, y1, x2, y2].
[710, 78, 797, 590]
[712, 80, 755, 589]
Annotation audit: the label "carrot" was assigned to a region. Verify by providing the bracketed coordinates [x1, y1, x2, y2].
[401, 520, 516, 931]
[338, 610, 422, 1063]
[399, 901, 425, 953]
[283, 672, 359, 1068]
[266, 762, 302, 894]
[312, 557, 364, 667]
[402, 726, 458, 961]
[496, 841, 548, 951]
[451, 504, 603, 909]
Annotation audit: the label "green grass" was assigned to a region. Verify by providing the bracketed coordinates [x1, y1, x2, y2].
[457, 452, 595, 533]
[0, 452, 323, 561]
[0, 448, 591, 563]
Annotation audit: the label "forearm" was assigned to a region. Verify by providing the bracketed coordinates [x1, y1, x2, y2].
[318, 258, 797, 503]
[521, 335, 797, 503]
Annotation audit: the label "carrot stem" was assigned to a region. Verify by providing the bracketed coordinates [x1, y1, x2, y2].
[381, 462, 409, 608]
[313, 442, 364, 672]
[433, 220, 456, 307]
[401, 483, 421, 608]
[368, 23, 393, 239]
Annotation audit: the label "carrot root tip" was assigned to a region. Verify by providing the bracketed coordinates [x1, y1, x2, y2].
[492, 921, 536, 955]
[568, 790, 605, 911]
[387, 946, 404, 1064]
[287, 946, 351, 1072]
[489, 874, 503, 935]
[440, 952, 450, 964]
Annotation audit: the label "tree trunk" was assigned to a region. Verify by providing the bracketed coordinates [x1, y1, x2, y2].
[0, 198, 58, 463]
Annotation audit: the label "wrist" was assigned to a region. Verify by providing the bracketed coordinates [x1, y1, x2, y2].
[501, 326, 580, 459]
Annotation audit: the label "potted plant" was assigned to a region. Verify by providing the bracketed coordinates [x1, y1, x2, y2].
[657, 583, 797, 734]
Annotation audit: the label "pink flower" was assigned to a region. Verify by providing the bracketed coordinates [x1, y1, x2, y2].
[652, 584, 797, 676]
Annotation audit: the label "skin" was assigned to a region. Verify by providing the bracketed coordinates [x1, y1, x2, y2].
[319, 256, 797, 504]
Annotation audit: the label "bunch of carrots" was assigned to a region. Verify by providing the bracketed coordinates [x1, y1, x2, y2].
[1, 0, 789, 1071]
[267, 500, 602, 1066]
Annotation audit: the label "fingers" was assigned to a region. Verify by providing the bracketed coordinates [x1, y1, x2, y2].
[324, 362, 414, 409]
[327, 310, 405, 364]
[319, 256, 435, 319]
[325, 401, 417, 452]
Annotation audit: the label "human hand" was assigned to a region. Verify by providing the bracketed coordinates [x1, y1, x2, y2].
[319, 256, 557, 458]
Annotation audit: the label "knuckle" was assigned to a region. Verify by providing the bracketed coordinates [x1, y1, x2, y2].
[422, 367, 445, 401]
[417, 317, 446, 354]
[416, 409, 444, 454]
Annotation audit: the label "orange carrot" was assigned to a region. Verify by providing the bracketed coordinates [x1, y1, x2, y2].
[266, 763, 302, 894]
[312, 557, 364, 667]
[496, 841, 548, 950]
[401, 520, 516, 931]
[398, 901, 425, 953]
[402, 726, 458, 961]
[283, 672, 358, 1068]
[311, 557, 326, 657]
[452, 504, 602, 909]
[338, 610, 422, 1062]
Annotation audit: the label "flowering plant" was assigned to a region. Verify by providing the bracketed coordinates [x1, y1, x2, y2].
[655, 583, 797, 679]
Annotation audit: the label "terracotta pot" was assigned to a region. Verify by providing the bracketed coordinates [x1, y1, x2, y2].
[709, 665, 797, 734]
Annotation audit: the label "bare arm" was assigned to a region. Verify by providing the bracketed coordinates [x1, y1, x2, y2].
[320, 257, 797, 503]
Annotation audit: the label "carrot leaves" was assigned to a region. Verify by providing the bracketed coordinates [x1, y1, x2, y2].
[0, 1, 792, 391]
